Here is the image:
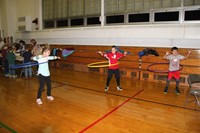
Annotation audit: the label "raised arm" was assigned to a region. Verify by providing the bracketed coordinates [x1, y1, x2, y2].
[98, 51, 107, 58]
[184, 50, 192, 59]
[163, 51, 169, 60]
[98, 51, 103, 56]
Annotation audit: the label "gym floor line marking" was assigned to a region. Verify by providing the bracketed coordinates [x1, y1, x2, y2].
[52, 84, 65, 89]
[79, 89, 144, 133]
[0, 122, 17, 133]
[52, 80, 198, 111]
[133, 98, 200, 112]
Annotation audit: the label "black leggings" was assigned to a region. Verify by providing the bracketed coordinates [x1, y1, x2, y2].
[106, 69, 120, 87]
[37, 74, 52, 99]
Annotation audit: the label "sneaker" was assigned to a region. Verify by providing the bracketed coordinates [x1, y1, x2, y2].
[36, 98, 43, 105]
[175, 87, 180, 95]
[47, 96, 54, 101]
[117, 86, 123, 91]
[104, 86, 109, 92]
[5, 74, 9, 77]
[12, 75, 17, 78]
[164, 87, 168, 94]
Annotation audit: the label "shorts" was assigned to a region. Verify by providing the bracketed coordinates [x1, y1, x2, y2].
[168, 71, 180, 80]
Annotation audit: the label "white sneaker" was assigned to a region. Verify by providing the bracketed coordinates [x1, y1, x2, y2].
[47, 96, 54, 101]
[36, 98, 43, 105]
[117, 86, 123, 91]
[12, 75, 17, 78]
[5, 74, 9, 77]
[105, 86, 109, 92]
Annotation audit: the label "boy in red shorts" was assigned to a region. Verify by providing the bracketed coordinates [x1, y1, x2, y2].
[163, 47, 191, 94]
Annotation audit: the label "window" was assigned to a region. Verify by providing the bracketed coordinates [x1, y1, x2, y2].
[44, 20, 55, 28]
[129, 13, 150, 23]
[154, 11, 179, 22]
[42, 0, 200, 29]
[106, 15, 124, 24]
[57, 19, 68, 27]
[185, 9, 200, 21]
[87, 17, 101, 25]
[71, 18, 84, 26]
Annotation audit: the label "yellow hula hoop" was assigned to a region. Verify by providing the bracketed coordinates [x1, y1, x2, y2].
[87, 61, 119, 68]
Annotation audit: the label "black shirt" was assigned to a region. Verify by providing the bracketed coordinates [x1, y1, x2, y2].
[22, 51, 32, 63]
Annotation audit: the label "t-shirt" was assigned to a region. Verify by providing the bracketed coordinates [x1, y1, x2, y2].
[33, 55, 56, 76]
[6, 51, 15, 64]
[22, 51, 32, 63]
[102, 52, 124, 70]
[166, 54, 185, 71]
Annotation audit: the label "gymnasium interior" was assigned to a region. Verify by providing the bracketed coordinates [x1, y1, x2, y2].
[0, 0, 200, 132]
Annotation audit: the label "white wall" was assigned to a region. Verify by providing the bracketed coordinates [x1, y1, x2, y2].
[0, 1, 1, 29]
[0, 0, 8, 37]
[15, 23, 200, 48]
[1, 0, 200, 48]
[16, 0, 36, 18]
[6, 0, 17, 38]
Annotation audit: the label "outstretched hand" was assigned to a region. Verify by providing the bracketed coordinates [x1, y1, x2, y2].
[187, 50, 192, 55]
[98, 51, 102, 54]
[165, 51, 170, 56]
[98, 51, 104, 56]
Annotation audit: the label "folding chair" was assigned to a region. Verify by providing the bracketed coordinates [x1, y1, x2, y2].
[185, 74, 200, 108]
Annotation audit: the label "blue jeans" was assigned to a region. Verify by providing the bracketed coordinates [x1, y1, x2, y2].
[3, 59, 9, 75]
[24, 67, 32, 77]
[9, 64, 15, 76]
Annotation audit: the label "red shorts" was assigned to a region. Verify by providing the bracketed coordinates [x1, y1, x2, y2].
[168, 71, 180, 80]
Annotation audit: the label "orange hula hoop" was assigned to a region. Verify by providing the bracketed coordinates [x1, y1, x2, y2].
[87, 61, 119, 68]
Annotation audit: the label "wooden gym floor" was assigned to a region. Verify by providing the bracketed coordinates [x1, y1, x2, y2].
[0, 68, 200, 133]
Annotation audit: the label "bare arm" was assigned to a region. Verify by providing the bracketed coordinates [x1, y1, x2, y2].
[184, 50, 192, 59]
[163, 51, 169, 60]
[124, 51, 127, 56]
[98, 51, 103, 56]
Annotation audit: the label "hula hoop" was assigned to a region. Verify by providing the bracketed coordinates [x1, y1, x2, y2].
[147, 62, 183, 73]
[10, 61, 48, 69]
[87, 61, 119, 68]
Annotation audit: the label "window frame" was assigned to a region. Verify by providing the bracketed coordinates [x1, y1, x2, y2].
[183, 7, 200, 23]
[152, 9, 181, 24]
[128, 12, 151, 24]
[41, 0, 200, 29]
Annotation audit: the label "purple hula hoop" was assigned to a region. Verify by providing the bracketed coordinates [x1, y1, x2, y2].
[147, 62, 183, 73]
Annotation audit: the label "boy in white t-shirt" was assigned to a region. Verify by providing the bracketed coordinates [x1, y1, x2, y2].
[163, 47, 191, 94]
